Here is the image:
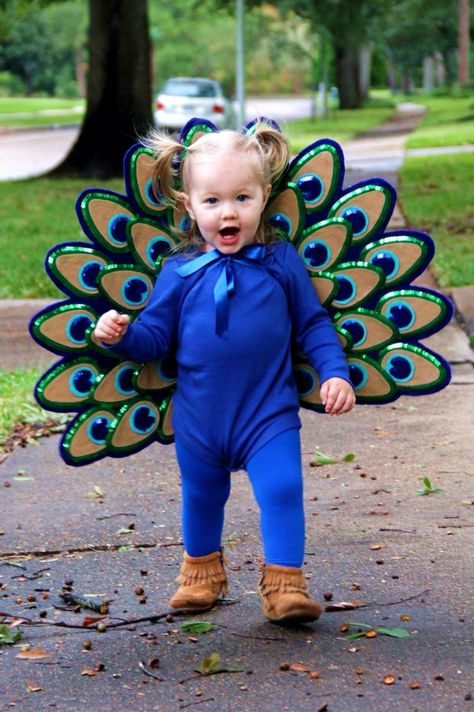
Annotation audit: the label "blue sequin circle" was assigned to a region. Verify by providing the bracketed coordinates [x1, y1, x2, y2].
[114, 365, 136, 395]
[131, 405, 157, 434]
[87, 415, 112, 445]
[107, 214, 130, 245]
[370, 250, 399, 280]
[66, 315, 93, 344]
[158, 357, 178, 382]
[297, 173, 324, 204]
[269, 213, 293, 237]
[145, 179, 163, 207]
[340, 318, 367, 347]
[341, 206, 369, 237]
[69, 367, 95, 397]
[121, 277, 150, 306]
[385, 300, 415, 331]
[147, 237, 172, 267]
[303, 240, 331, 269]
[386, 354, 415, 382]
[295, 368, 315, 397]
[348, 362, 368, 390]
[79, 260, 104, 291]
[334, 275, 357, 304]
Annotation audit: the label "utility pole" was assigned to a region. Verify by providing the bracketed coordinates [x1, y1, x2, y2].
[235, 0, 246, 129]
[458, 0, 470, 86]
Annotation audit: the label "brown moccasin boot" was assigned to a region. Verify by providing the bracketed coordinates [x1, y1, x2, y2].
[169, 550, 229, 611]
[258, 564, 322, 623]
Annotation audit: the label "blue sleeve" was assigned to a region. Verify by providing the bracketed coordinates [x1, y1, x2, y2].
[111, 258, 182, 362]
[281, 242, 351, 385]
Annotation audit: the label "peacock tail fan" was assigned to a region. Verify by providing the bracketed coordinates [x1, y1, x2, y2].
[30, 117, 453, 466]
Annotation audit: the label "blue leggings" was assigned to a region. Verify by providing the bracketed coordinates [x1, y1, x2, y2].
[175, 428, 305, 567]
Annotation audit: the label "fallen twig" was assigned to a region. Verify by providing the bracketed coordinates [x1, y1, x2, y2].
[138, 660, 163, 681]
[325, 588, 430, 613]
[179, 699, 215, 709]
[96, 512, 136, 520]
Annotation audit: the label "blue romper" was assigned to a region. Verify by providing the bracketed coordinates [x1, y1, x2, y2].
[113, 241, 351, 564]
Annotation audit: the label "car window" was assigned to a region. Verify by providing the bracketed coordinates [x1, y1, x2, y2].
[162, 81, 217, 98]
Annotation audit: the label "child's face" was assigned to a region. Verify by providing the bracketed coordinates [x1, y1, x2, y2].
[183, 151, 271, 254]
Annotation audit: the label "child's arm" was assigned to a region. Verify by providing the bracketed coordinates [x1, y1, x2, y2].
[93, 310, 130, 345]
[320, 377, 355, 416]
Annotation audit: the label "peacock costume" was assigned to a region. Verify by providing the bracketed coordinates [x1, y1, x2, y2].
[30, 117, 453, 468]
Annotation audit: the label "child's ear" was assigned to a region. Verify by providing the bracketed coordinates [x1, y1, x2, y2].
[263, 183, 272, 205]
[182, 193, 194, 219]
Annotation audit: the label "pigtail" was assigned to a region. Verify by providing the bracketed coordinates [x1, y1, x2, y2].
[142, 129, 185, 205]
[252, 123, 291, 186]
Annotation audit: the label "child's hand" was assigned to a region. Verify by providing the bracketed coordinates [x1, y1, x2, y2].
[93, 310, 130, 345]
[320, 377, 355, 416]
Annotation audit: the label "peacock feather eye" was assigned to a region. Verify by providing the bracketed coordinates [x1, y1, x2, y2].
[97, 265, 154, 311]
[129, 219, 176, 273]
[377, 289, 452, 339]
[78, 191, 135, 253]
[265, 183, 305, 242]
[107, 397, 161, 454]
[288, 140, 343, 213]
[328, 182, 396, 245]
[331, 262, 385, 310]
[93, 361, 139, 404]
[31, 304, 98, 353]
[126, 146, 169, 216]
[361, 232, 434, 287]
[334, 309, 397, 353]
[47, 246, 110, 298]
[379, 343, 450, 393]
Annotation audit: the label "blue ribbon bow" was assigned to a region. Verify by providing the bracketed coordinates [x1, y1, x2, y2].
[175, 244, 266, 338]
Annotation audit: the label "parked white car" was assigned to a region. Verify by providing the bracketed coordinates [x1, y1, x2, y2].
[154, 77, 235, 131]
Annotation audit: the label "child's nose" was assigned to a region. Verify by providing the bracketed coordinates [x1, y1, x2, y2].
[221, 201, 238, 217]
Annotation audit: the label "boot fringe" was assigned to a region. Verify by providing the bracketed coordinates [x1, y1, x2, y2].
[177, 551, 229, 595]
[258, 567, 309, 599]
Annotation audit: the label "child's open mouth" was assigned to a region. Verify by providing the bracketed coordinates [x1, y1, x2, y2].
[219, 227, 240, 242]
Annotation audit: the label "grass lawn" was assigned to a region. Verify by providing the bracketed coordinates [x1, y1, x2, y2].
[399, 151, 474, 288]
[404, 94, 474, 149]
[0, 367, 69, 454]
[0, 177, 122, 299]
[287, 99, 396, 153]
[0, 97, 84, 128]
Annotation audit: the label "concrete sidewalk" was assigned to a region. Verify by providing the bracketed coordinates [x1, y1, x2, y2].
[1, 105, 473, 712]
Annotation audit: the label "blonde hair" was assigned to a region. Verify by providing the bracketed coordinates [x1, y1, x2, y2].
[143, 122, 291, 248]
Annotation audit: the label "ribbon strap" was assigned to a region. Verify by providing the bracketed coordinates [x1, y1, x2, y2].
[175, 245, 266, 338]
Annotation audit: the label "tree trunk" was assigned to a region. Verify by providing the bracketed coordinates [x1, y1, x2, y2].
[51, 0, 152, 178]
[458, 0, 470, 86]
[335, 44, 361, 109]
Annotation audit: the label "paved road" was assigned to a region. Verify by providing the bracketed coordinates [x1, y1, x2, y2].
[0, 98, 315, 181]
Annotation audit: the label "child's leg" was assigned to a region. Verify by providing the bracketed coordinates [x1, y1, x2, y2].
[246, 428, 305, 567]
[175, 440, 231, 556]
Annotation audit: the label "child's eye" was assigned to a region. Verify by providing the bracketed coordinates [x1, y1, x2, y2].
[206, 197, 218, 204]
[236, 194, 249, 202]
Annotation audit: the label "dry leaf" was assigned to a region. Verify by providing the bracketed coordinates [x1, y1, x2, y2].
[289, 662, 311, 673]
[16, 647, 52, 660]
[400, 613, 411, 621]
[26, 683, 42, 693]
[339, 623, 350, 632]
[310, 671, 320, 680]
[365, 630, 377, 638]
[409, 680, 421, 689]
[81, 667, 98, 676]
[383, 675, 396, 685]
[369, 544, 384, 550]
